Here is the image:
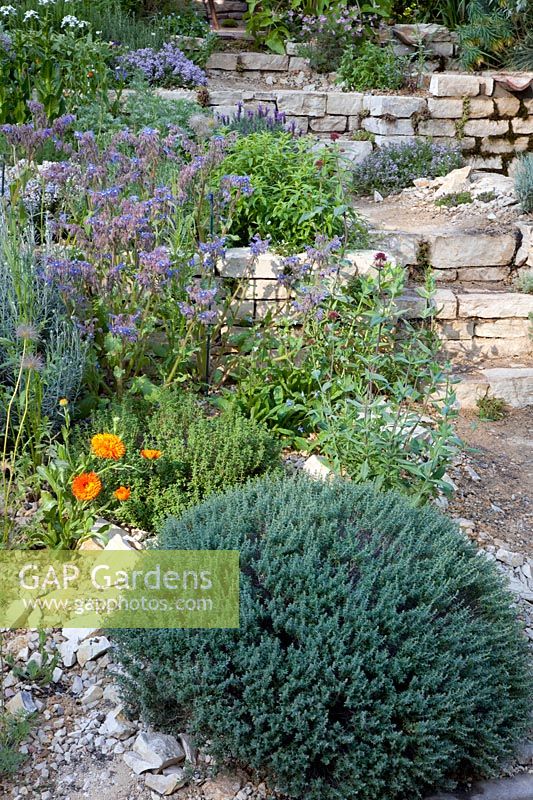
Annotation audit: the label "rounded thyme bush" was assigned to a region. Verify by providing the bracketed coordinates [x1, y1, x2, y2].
[115, 477, 531, 800]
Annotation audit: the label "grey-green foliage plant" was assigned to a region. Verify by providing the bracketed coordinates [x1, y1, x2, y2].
[5, 631, 59, 687]
[514, 270, 533, 294]
[337, 41, 408, 91]
[74, 390, 282, 530]
[353, 140, 464, 196]
[0, 216, 86, 447]
[216, 131, 366, 252]
[114, 475, 532, 800]
[223, 256, 458, 502]
[309, 268, 460, 504]
[74, 85, 210, 138]
[0, 710, 34, 778]
[515, 153, 533, 213]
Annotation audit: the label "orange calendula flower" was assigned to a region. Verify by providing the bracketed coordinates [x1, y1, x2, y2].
[140, 448, 162, 460]
[72, 472, 102, 502]
[91, 433, 126, 460]
[114, 486, 131, 501]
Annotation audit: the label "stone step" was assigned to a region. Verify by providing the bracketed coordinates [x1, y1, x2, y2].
[365, 222, 523, 284]
[454, 365, 533, 408]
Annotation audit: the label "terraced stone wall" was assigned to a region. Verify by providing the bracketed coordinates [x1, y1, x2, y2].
[204, 71, 533, 173]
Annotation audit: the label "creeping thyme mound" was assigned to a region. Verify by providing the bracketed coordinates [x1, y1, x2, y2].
[353, 140, 464, 196]
[115, 477, 531, 800]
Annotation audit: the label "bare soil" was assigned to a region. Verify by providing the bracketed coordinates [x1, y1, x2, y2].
[448, 408, 533, 555]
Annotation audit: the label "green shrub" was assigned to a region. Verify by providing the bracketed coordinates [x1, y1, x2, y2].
[337, 41, 408, 91]
[0, 711, 33, 778]
[353, 140, 464, 196]
[216, 131, 366, 252]
[75, 391, 281, 530]
[476, 393, 507, 421]
[515, 153, 533, 213]
[514, 270, 533, 294]
[435, 191, 473, 207]
[115, 476, 532, 800]
[75, 86, 209, 137]
[457, 0, 514, 69]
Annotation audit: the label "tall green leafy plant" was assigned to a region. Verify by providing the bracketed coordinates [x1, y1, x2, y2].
[216, 131, 365, 252]
[0, 10, 116, 123]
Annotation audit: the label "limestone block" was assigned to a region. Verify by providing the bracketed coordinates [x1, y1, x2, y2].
[512, 117, 533, 135]
[457, 292, 533, 318]
[285, 41, 299, 56]
[288, 57, 310, 72]
[430, 232, 517, 269]
[429, 73, 485, 97]
[206, 53, 238, 70]
[474, 319, 530, 338]
[370, 231, 420, 264]
[428, 41, 455, 57]
[418, 118, 456, 137]
[213, 105, 239, 120]
[467, 155, 503, 171]
[239, 53, 289, 71]
[437, 320, 474, 340]
[364, 95, 426, 117]
[327, 92, 363, 115]
[444, 337, 531, 359]
[334, 140, 373, 163]
[481, 367, 533, 407]
[456, 267, 510, 282]
[467, 97, 495, 118]
[362, 117, 414, 136]
[374, 134, 418, 147]
[481, 137, 529, 154]
[463, 119, 509, 137]
[309, 116, 347, 132]
[428, 98, 464, 118]
[456, 137, 477, 151]
[433, 288, 457, 319]
[285, 115, 309, 133]
[245, 279, 288, 301]
[348, 115, 362, 131]
[276, 91, 326, 116]
[515, 222, 533, 266]
[494, 96, 521, 116]
[434, 268, 459, 282]
[208, 89, 243, 106]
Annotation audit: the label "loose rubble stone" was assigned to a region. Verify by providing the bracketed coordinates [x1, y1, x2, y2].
[145, 772, 186, 795]
[77, 636, 111, 667]
[132, 731, 185, 771]
[6, 690, 38, 715]
[302, 455, 333, 481]
[81, 685, 104, 705]
[101, 705, 137, 740]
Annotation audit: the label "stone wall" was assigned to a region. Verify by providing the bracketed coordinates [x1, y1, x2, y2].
[202, 71, 533, 173]
[219, 248, 533, 365]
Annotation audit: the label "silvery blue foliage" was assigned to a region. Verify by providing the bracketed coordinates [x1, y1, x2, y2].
[0, 212, 87, 422]
[515, 153, 533, 213]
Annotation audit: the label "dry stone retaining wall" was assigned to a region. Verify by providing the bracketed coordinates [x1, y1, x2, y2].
[221, 248, 533, 368]
[202, 71, 533, 173]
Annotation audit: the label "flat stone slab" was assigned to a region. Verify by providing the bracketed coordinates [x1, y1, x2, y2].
[425, 772, 533, 799]
[455, 367, 533, 408]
